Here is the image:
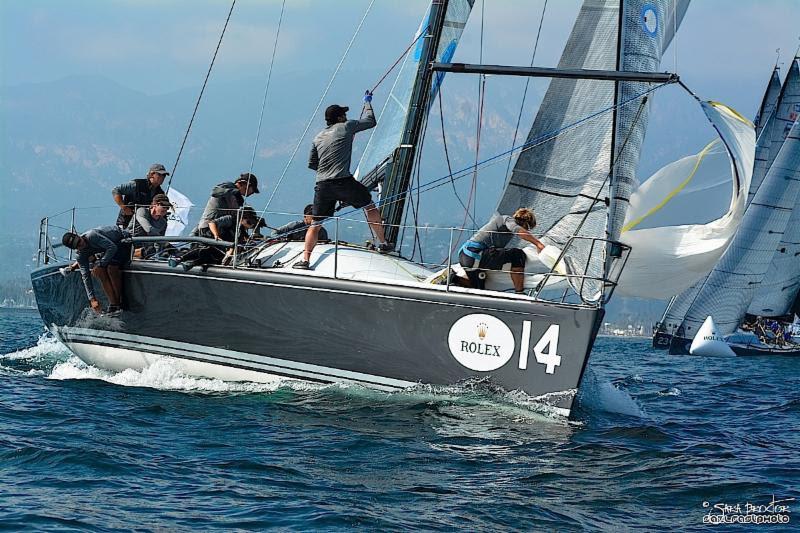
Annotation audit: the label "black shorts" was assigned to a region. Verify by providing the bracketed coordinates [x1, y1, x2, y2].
[312, 177, 373, 220]
[109, 243, 132, 267]
[479, 247, 526, 270]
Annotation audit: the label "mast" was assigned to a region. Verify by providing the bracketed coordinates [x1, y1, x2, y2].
[379, 0, 450, 245]
[604, 0, 625, 274]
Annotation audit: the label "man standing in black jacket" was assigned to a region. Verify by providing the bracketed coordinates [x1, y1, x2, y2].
[112, 163, 169, 227]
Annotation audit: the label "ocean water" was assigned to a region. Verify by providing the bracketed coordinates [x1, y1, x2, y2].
[1, 308, 797, 531]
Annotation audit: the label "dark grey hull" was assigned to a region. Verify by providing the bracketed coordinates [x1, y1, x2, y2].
[31, 261, 603, 415]
[652, 331, 672, 350]
[729, 343, 800, 357]
[668, 335, 691, 355]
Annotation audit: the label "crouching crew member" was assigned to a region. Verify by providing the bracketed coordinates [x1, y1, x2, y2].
[112, 163, 169, 228]
[127, 193, 172, 257]
[273, 204, 328, 242]
[174, 207, 260, 271]
[458, 208, 545, 293]
[61, 226, 132, 314]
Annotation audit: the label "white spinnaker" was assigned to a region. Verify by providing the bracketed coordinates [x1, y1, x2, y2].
[166, 188, 194, 236]
[354, 0, 474, 180]
[748, 60, 800, 317]
[678, 118, 800, 338]
[616, 101, 755, 299]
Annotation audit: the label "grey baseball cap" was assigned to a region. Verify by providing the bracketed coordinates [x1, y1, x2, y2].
[148, 163, 170, 175]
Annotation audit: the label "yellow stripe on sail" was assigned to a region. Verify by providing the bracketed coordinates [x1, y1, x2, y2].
[708, 101, 754, 128]
[621, 140, 719, 234]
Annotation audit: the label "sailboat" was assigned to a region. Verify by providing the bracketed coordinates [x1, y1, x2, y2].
[31, 0, 696, 416]
[660, 58, 800, 355]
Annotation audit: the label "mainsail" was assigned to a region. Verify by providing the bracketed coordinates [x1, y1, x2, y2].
[354, 0, 474, 182]
[677, 117, 800, 339]
[748, 63, 797, 204]
[747, 59, 800, 318]
[495, 0, 689, 301]
[754, 66, 783, 139]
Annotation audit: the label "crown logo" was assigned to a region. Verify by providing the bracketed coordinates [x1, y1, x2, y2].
[477, 322, 488, 340]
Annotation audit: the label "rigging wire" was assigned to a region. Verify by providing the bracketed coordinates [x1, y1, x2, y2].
[378, 82, 670, 215]
[502, 0, 548, 185]
[369, 28, 429, 94]
[468, 0, 487, 230]
[260, 0, 376, 214]
[166, 0, 236, 193]
[245, 0, 286, 190]
[437, 88, 475, 225]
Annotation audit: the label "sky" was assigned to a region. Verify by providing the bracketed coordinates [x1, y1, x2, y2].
[1, 0, 799, 222]
[3, 0, 798, 101]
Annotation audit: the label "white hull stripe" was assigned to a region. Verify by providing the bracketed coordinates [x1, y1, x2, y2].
[62, 327, 418, 390]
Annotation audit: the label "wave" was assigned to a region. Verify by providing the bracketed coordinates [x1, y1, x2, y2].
[577, 372, 647, 418]
[43, 354, 570, 422]
[0, 333, 71, 363]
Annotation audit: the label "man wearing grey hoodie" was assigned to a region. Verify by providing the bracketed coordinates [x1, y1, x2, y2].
[194, 173, 260, 235]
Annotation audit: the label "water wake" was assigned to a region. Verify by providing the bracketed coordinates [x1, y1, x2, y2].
[577, 372, 646, 418]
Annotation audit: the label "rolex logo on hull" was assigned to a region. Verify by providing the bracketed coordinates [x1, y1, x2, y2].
[448, 314, 515, 372]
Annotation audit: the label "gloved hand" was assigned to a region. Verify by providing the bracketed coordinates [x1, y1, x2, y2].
[363, 90, 373, 103]
[59, 267, 71, 277]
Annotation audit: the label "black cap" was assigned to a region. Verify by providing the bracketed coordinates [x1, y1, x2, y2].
[325, 104, 349, 124]
[61, 232, 82, 249]
[148, 163, 170, 176]
[236, 173, 259, 194]
[151, 193, 173, 209]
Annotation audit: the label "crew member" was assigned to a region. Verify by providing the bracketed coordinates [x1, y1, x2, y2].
[194, 173, 260, 235]
[458, 208, 545, 293]
[174, 207, 260, 271]
[61, 226, 132, 314]
[112, 163, 169, 228]
[273, 204, 328, 242]
[294, 92, 390, 270]
[128, 193, 172, 257]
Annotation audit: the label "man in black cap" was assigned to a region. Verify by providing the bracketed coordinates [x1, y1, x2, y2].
[194, 173, 260, 235]
[61, 226, 131, 314]
[127, 193, 172, 258]
[294, 91, 391, 270]
[112, 163, 169, 228]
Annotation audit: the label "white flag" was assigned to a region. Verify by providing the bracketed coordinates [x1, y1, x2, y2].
[166, 188, 194, 236]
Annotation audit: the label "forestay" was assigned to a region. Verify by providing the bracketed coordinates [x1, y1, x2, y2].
[617, 102, 755, 298]
[354, 0, 474, 182]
